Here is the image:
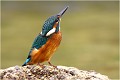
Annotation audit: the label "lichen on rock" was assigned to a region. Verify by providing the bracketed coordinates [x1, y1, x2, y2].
[0, 65, 110, 80]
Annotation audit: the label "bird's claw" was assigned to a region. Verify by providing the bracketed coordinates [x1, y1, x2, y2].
[48, 61, 57, 68]
[37, 63, 44, 67]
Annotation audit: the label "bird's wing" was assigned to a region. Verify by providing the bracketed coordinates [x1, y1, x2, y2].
[29, 34, 48, 55]
[22, 34, 49, 66]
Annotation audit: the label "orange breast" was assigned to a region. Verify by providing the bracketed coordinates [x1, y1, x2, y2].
[28, 31, 62, 65]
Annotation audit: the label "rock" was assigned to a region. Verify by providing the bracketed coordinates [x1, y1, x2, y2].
[0, 65, 110, 80]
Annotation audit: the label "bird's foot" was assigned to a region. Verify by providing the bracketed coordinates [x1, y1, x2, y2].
[37, 63, 44, 68]
[48, 61, 57, 68]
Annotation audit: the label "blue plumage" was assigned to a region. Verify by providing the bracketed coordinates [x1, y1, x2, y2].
[31, 34, 48, 49]
[22, 58, 31, 66]
[41, 16, 57, 36]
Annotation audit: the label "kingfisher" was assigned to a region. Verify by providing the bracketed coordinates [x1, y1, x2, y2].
[22, 6, 69, 66]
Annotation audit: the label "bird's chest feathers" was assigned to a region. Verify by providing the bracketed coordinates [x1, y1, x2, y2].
[31, 32, 62, 63]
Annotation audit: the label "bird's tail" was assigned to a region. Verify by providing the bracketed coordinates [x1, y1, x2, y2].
[22, 58, 31, 66]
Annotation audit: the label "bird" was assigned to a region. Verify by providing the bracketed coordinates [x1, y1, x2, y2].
[22, 6, 69, 66]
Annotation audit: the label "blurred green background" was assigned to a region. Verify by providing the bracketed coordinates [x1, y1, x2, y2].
[1, 1, 119, 79]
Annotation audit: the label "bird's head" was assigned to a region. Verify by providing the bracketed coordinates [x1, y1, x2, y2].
[41, 6, 69, 37]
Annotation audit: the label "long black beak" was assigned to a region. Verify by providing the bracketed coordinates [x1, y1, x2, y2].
[57, 6, 69, 17]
